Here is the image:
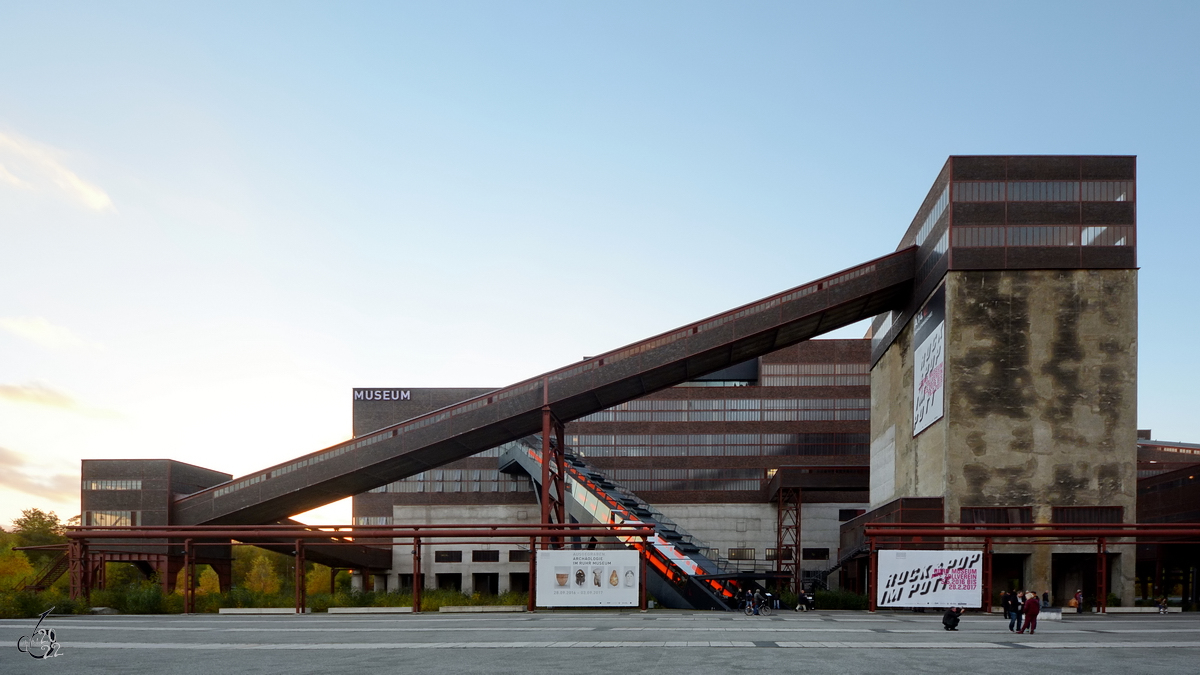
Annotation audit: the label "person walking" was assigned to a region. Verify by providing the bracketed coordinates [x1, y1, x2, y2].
[1004, 590, 1022, 632]
[1018, 592, 1040, 634]
[1074, 589, 1085, 614]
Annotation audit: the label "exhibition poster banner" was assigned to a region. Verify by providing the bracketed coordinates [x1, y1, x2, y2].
[877, 549, 983, 608]
[536, 549, 639, 607]
[912, 284, 946, 436]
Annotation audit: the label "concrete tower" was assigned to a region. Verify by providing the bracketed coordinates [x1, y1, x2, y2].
[868, 156, 1138, 605]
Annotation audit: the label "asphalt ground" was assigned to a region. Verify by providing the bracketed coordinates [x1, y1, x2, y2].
[4, 609, 1199, 674]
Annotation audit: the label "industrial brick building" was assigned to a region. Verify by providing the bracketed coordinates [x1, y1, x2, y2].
[351, 340, 872, 594]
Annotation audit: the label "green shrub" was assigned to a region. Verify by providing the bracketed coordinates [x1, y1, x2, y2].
[813, 589, 868, 610]
[1107, 593, 1121, 608]
[0, 590, 88, 618]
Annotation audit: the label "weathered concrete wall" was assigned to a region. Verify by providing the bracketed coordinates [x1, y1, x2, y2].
[869, 293, 950, 509]
[945, 270, 1137, 519]
[945, 269, 1138, 603]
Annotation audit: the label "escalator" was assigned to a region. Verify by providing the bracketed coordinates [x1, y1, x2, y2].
[498, 437, 736, 610]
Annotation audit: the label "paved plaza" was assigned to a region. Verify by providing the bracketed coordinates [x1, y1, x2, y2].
[4, 609, 1199, 674]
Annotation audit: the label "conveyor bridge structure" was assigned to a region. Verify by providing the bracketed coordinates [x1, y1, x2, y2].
[167, 249, 917, 593]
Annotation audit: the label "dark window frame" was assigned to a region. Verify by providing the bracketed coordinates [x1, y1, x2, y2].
[801, 548, 830, 561]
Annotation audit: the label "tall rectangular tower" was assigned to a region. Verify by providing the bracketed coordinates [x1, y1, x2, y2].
[868, 156, 1138, 605]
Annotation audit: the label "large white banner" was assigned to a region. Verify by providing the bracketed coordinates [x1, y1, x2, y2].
[912, 284, 945, 436]
[877, 549, 982, 608]
[536, 549, 639, 607]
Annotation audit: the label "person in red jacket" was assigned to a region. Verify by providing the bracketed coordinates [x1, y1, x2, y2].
[1018, 592, 1040, 634]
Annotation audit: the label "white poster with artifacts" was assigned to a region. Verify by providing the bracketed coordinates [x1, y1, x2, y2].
[536, 549, 639, 607]
[912, 284, 946, 436]
[877, 549, 983, 608]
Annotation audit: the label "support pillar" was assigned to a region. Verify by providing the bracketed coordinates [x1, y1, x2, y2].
[213, 561, 232, 593]
[554, 420, 567, 530]
[411, 537, 422, 613]
[295, 540, 306, 614]
[527, 537, 537, 612]
[68, 539, 87, 601]
[775, 487, 800, 593]
[982, 539, 993, 612]
[539, 405, 566, 550]
[639, 539, 648, 611]
[867, 537, 877, 612]
[183, 539, 196, 614]
[1097, 537, 1108, 613]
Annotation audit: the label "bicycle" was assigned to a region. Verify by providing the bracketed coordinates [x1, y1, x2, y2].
[743, 594, 774, 616]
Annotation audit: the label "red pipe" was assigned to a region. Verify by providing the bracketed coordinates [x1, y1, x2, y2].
[67, 528, 655, 540]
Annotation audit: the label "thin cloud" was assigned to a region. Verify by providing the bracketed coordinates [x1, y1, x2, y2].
[0, 131, 114, 212]
[0, 382, 120, 418]
[0, 446, 79, 503]
[0, 316, 96, 350]
[0, 162, 32, 189]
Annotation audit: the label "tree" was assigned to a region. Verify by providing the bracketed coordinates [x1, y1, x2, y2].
[306, 563, 332, 595]
[245, 556, 280, 595]
[11, 508, 66, 567]
[0, 531, 35, 591]
[198, 567, 222, 595]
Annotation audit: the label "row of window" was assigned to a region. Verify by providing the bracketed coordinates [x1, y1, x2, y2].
[83, 511, 140, 527]
[951, 225, 1133, 248]
[760, 375, 870, 387]
[569, 433, 869, 458]
[917, 231, 950, 283]
[914, 185, 950, 247]
[760, 363, 869, 375]
[726, 548, 830, 561]
[575, 443, 868, 458]
[952, 180, 1133, 203]
[82, 480, 142, 491]
[369, 471, 534, 494]
[433, 550, 532, 563]
[960, 506, 1125, 524]
[353, 516, 393, 526]
[609, 468, 764, 492]
[577, 398, 870, 423]
[573, 433, 870, 446]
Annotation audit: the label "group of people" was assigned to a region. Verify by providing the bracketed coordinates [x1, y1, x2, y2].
[1001, 590, 1047, 634]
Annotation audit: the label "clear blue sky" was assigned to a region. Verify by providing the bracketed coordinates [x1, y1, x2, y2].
[2, 1, 1197, 527]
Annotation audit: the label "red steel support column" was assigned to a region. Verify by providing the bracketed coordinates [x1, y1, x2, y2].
[527, 537, 537, 612]
[868, 537, 877, 613]
[639, 539, 648, 611]
[554, 420, 567, 533]
[982, 539, 993, 612]
[1097, 537, 1108, 614]
[183, 539, 195, 614]
[775, 487, 800, 593]
[540, 406, 553, 550]
[94, 553, 107, 591]
[68, 538, 85, 600]
[295, 539, 306, 614]
[412, 537, 422, 613]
